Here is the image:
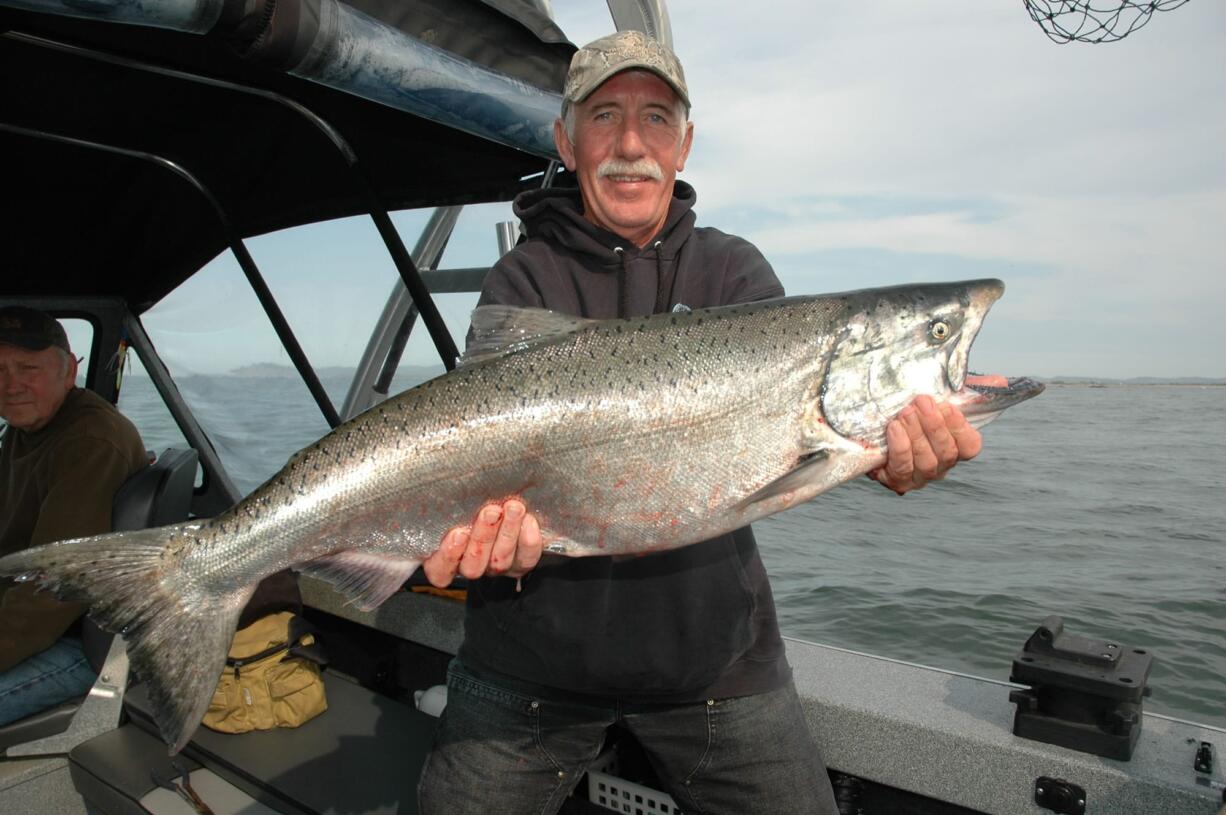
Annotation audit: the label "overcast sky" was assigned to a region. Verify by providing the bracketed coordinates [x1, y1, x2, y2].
[146, 0, 1224, 379]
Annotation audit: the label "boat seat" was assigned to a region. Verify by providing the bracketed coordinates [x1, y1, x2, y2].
[70, 672, 439, 815]
[0, 448, 198, 757]
[111, 447, 199, 532]
[0, 701, 80, 753]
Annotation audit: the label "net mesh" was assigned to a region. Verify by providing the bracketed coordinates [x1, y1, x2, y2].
[1023, 0, 1191, 43]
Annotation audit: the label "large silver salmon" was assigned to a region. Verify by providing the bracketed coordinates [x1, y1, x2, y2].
[0, 279, 1041, 751]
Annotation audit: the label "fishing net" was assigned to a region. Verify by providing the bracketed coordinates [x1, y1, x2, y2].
[1023, 0, 1191, 43]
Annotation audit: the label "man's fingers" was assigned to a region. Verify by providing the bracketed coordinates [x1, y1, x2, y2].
[941, 403, 983, 460]
[915, 396, 958, 473]
[877, 419, 914, 494]
[488, 500, 525, 574]
[510, 512, 543, 576]
[901, 405, 941, 482]
[459, 504, 501, 580]
[423, 527, 469, 588]
[430, 500, 543, 582]
[877, 398, 986, 497]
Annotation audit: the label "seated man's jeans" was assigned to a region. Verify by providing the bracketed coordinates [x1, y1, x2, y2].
[0, 638, 96, 726]
[418, 658, 839, 815]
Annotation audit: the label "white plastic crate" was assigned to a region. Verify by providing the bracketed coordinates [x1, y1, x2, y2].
[586, 748, 685, 815]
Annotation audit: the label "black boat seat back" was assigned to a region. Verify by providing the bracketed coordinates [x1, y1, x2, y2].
[0, 448, 198, 753]
[112, 447, 199, 533]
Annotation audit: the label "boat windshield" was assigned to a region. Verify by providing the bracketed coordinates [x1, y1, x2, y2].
[116, 203, 511, 496]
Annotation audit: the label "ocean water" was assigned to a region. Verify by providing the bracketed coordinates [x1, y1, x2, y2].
[755, 384, 1226, 729]
[117, 377, 1226, 729]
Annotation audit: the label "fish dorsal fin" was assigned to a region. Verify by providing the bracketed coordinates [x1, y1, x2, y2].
[733, 451, 835, 513]
[296, 551, 422, 612]
[460, 305, 597, 366]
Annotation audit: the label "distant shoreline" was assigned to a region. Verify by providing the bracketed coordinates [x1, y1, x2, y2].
[1044, 379, 1226, 387]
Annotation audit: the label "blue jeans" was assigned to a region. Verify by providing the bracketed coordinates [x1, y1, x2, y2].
[0, 638, 96, 726]
[418, 659, 839, 815]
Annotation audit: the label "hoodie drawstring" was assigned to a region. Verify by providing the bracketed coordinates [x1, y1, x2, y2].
[617, 241, 682, 317]
[613, 246, 628, 318]
[652, 240, 676, 315]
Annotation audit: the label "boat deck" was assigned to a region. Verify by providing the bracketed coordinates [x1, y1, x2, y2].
[3, 580, 1222, 815]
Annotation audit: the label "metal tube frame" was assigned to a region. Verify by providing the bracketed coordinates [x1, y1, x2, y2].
[4, 29, 498, 404]
[0, 119, 343, 432]
[340, 206, 462, 420]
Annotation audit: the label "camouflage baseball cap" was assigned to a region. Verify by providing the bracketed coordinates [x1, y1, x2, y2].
[0, 305, 71, 354]
[563, 30, 690, 116]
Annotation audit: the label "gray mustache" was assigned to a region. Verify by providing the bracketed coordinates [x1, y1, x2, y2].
[597, 158, 664, 181]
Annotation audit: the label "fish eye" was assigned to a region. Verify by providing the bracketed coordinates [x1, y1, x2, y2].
[929, 320, 951, 341]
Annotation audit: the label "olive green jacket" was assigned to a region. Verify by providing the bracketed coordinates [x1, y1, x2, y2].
[0, 388, 146, 672]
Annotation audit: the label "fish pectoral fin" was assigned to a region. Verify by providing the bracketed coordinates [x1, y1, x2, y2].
[297, 552, 422, 612]
[733, 450, 837, 513]
[460, 305, 597, 365]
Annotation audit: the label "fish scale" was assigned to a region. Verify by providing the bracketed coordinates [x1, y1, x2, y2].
[0, 278, 1043, 752]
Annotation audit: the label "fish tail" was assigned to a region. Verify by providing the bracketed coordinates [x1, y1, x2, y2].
[0, 525, 252, 753]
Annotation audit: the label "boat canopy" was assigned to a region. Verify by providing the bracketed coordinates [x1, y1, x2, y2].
[1, 0, 575, 311]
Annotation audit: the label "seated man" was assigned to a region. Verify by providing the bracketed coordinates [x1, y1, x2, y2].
[0, 305, 148, 726]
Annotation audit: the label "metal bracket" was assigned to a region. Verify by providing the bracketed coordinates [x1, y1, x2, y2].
[1034, 776, 1086, 815]
[5, 637, 130, 757]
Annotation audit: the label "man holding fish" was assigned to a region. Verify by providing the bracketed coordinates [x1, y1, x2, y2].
[418, 30, 996, 814]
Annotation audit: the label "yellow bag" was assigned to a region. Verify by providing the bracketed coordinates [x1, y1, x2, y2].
[203, 612, 327, 734]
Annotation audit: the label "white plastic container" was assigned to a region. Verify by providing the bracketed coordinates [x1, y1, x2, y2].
[586, 748, 684, 815]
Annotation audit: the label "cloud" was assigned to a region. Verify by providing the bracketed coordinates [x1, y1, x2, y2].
[628, 0, 1226, 376]
[735, 191, 1223, 288]
[677, 0, 1226, 198]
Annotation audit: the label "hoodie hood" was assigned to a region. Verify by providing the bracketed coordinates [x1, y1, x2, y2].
[513, 181, 698, 267]
[482, 178, 779, 323]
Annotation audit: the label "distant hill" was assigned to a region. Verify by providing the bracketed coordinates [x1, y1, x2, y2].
[228, 363, 300, 378]
[1044, 376, 1226, 386]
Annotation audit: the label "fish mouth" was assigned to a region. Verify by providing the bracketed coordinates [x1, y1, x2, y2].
[950, 375, 1046, 428]
[946, 279, 1005, 393]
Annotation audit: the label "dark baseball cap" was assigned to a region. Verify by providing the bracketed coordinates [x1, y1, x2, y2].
[0, 305, 72, 354]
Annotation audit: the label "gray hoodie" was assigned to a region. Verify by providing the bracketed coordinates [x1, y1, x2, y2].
[458, 180, 791, 700]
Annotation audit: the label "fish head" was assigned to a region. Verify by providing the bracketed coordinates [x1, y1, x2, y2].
[819, 279, 1007, 444]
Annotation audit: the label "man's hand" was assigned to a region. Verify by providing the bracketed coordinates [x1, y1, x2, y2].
[421, 499, 543, 588]
[868, 375, 1005, 495]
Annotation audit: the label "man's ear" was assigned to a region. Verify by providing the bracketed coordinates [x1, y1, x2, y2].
[675, 120, 694, 172]
[64, 352, 78, 386]
[554, 118, 578, 172]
